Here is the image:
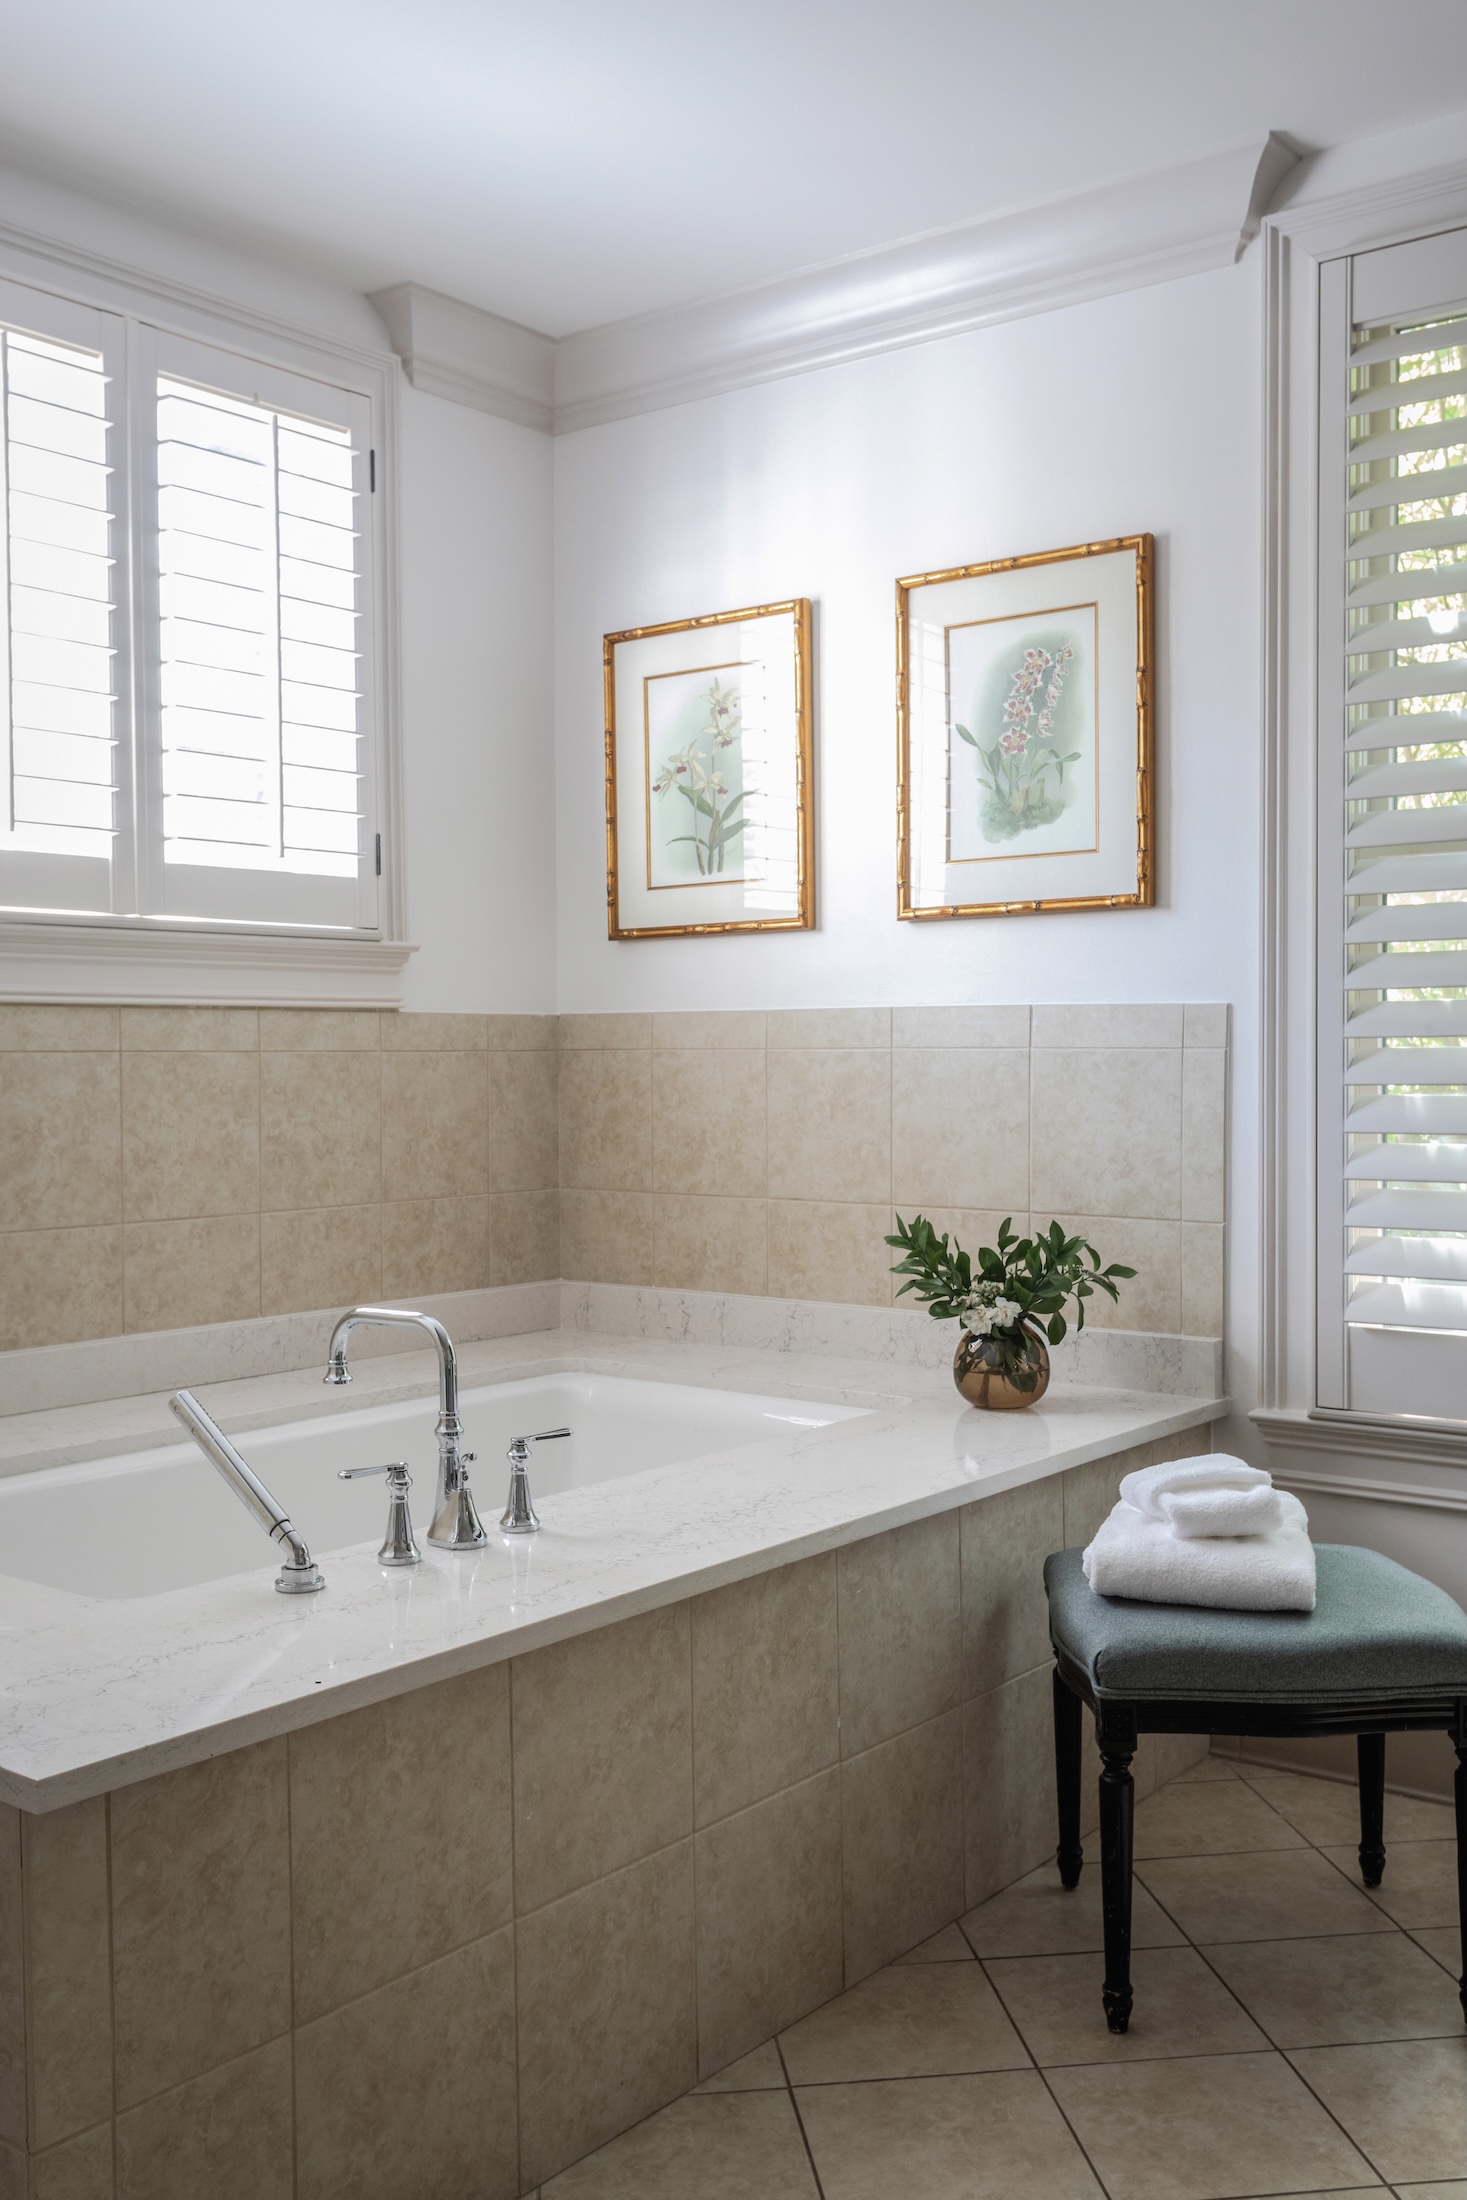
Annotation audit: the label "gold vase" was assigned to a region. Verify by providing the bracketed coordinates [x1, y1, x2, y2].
[952, 1323, 1051, 1410]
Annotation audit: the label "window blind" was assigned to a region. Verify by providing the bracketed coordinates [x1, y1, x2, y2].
[1333, 272, 1467, 1417]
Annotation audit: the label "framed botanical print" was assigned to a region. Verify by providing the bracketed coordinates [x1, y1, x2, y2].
[896, 536, 1153, 919]
[604, 598, 813, 939]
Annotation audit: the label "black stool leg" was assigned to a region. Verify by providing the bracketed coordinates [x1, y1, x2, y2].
[1097, 1708, 1137, 2034]
[1053, 1667, 1083, 1889]
[1357, 1732, 1386, 1888]
[1454, 1729, 1467, 2027]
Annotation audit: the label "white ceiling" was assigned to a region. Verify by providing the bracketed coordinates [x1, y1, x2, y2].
[0, 0, 1464, 338]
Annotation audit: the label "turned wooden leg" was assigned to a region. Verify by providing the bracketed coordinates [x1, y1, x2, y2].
[1357, 1731, 1386, 1889]
[1053, 1667, 1084, 1890]
[1455, 1728, 1467, 2028]
[1098, 1709, 1137, 2035]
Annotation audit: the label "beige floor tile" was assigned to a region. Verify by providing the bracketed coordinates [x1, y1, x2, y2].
[1242, 1769, 1458, 1846]
[1203, 1930, 1465, 2048]
[1288, 2036, 1467, 2185]
[1131, 1778, 1304, 1860]
[986, 1945, 1268, 2066]
[779, 1961, 1026, 2085]
[961, 1858, 1184, 1959]
[894, 1925, 975, 1964]
[1322, 1841, 1460, 1931]
[1049, 2049, 1375, 2200]
[795, 2069, 1102, 2200]
[1137, 1848, 1398, 1945]
[692, 2040, 786, 2093]
[1409, 1925, 1465, 1980]
[1172, 1759, 1242, 1782]
[1394, 2185, 1467, 2199]
[542, 2090, 816, 2198]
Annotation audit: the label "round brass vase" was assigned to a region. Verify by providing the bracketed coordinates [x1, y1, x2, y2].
[952, 1324, 1051, 1410]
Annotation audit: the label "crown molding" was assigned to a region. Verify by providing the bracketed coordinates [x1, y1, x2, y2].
[0, 919, 416, 1008]
[370, 281, 555, 431]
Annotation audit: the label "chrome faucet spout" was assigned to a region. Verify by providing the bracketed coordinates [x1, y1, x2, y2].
[323, 1307, 484, 1549]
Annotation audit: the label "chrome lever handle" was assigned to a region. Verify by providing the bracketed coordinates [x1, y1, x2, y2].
[501, 1428, 571, 1538]
[337, 1461, 420, 1567]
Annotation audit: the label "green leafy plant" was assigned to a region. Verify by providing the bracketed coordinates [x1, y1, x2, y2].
[652, 674, 750, 876]
[885, 1214, 1135, 1347]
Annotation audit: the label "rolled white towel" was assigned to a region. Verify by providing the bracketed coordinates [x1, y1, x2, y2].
[1159, 1484, 1284, 1539]
[1082, 1491, 1316, 1612]
[1119, 1453, 1272, 1522]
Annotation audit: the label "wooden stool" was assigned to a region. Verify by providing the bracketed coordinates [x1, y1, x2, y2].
[1044, 1543, 1467, 2034]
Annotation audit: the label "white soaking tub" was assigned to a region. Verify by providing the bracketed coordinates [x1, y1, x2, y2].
[0, 1372, 871, 1602]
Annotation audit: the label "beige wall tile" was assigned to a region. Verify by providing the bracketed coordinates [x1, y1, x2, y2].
[0, 1227, 123, 1351]
[653, 1195, 767, 1296]
[767, 1052, 889, 1203]
[491, 1188, 560, 1285]
[891, 1050, 1028, 1211]
[490, 1047, 559, 1191]
[1182, 1221, 1225, 1336]
[380, 1011, 488, 1050]
[0, 1806, 21, 2150]
[560, 1190, 653, 1285]
[122, 1214, 259, 1331]
[116, 2039, 290, 2200]
[652, 1050, 765, 1197]
[559, 1050, 651, 1192]
[692, 1554, 839, 1827]
[1182, 1048, 1226, 1223]
[513, 1604, 692, 1914]
[259, 1052, 380, 1211]
[1029, 1049, 1182, 1221]
[0, 1007, 117, 1050]
[380, 1051, 489, 1201]
[1052, 1215, 1181, 1333]
[560, 1013, 650, 1049]
[258, 1009, 378, 1050]
[296, 1929, 517, 2200]
[485, 1013, 558, 1050]
[964, 1665, 1058, 1908]
[516, 1844, 696, 2189]
[695, 1771, 843, 2077]
[379, 1195, 489, 1298]
[892, 1006, 1030, 1048]
[260, 1205, 381, 1317]
[26, 2121, 114, 2200]
[767, 1201, 892, 1306]
[839, 1513, 961, 1756]
[842, 1712, 965, 1984]
[768, 1009, 890, 1049]
[961, 1476, 1065, 1697]
[111, 1739, 290, 2106]
[0, 1054, 120, 1231]
[0, 2137, 18, 2199]
[1031, 1005, 1183, 1048]
[1184, 1004, 1230, 1047]
[121, 1053, 259, 1221]
[290, 1665, 511, 2025]
[120, 1008, 257, 1051]
[22, 1799, 111, 2150]
[653, 1010, 767, 1049]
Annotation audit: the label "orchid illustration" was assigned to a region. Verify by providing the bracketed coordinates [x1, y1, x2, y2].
[653, 675, 750, 876]
[955, 639, 1081, 841]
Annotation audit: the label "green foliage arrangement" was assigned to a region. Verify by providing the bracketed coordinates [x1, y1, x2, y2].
[885, 1214, 1136, 1346]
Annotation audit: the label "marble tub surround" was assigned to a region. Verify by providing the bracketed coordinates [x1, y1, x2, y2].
[0, 1427, 1213, 2199]
[558, 1004, 1227, 1337]
[0, 1006, 560, 1353]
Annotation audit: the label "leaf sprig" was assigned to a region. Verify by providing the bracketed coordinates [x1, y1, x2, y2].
[885, 1214, 1136, 1346]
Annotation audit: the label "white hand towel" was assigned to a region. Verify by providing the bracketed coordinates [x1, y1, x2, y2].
[1159, 1484, 1284, 1539]
[1119, 1453, 1273, 1522]
[1082, 1491, 1316, 1612]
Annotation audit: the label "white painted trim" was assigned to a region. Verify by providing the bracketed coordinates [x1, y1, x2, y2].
[0, 917, 416, 1006]
[370, 282, 554, 432]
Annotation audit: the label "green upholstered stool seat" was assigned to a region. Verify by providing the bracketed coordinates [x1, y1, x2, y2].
[1044, 1543, 1467, 1707]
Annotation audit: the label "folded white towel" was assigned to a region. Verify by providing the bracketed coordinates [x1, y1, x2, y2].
[1082, 1491, 1316, 1612]
[1119, 1453, 1273, 1522]
[1159, 1484, 1284, 1539]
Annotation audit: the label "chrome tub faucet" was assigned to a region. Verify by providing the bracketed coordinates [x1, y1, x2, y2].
[170, 1389, 325, 1594]
[501, 1427, 571, 1536]
[338, 1461, 420, 1566]
[324, 1307, 485, 1550]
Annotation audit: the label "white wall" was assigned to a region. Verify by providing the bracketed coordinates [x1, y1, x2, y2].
[553, 261, 1263, 1436]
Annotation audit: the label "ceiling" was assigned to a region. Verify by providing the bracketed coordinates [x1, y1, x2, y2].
[0, 0, 1465, 338]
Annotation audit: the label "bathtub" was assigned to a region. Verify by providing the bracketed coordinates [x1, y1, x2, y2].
[0, 1371, 871, 1602]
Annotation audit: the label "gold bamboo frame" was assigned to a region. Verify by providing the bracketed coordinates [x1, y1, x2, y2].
[895, 535, 1153, 920]
[604, 598, 814, 940]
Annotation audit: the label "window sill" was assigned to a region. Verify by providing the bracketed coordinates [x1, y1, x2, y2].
[1251, 1405, 1467, 1515]
[0, 916, 416, 1008]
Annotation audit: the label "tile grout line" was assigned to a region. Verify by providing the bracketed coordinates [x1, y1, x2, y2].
[974, 1945, 1123, 2200]
[774, 2035, 828, 2200]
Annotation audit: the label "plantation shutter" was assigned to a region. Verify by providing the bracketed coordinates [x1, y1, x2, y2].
[1319, 224, 1467, 1421]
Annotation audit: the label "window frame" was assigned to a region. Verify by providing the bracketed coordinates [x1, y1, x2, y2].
[0, 217, 408, 1007]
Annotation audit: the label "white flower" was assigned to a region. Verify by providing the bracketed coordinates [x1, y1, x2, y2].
[960, 1289, 1025, 1338]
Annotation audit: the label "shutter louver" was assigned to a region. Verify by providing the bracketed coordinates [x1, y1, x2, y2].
[1340, 304, 1467, 1404]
